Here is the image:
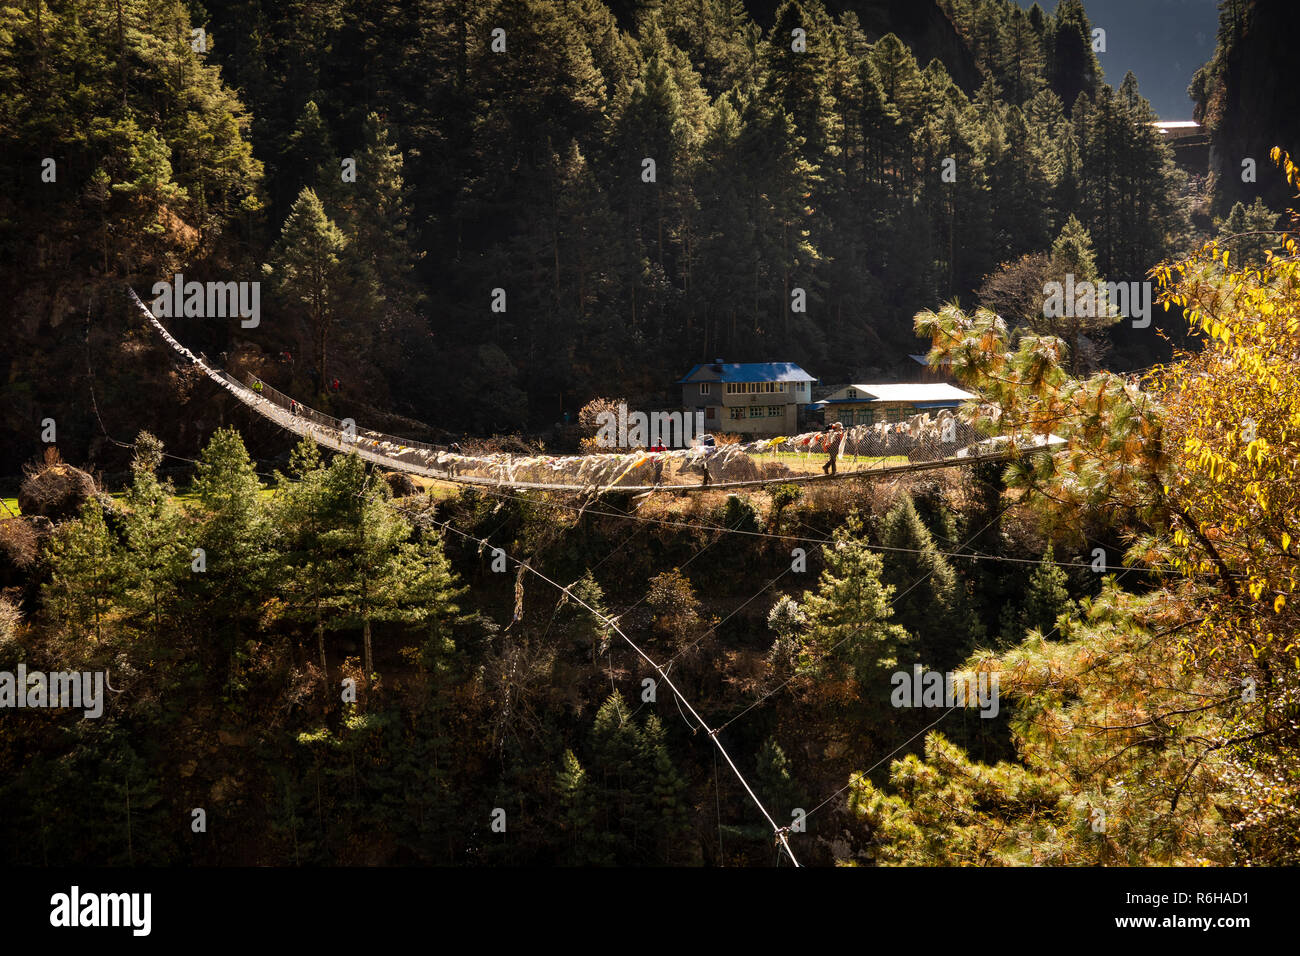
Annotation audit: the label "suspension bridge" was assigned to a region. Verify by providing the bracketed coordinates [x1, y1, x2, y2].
[124, 285, 1076, 866]
[129, 288, 1064, 495]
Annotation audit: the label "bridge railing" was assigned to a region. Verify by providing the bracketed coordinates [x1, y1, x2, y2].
[131, 285, 1064, 493]
[236, 373, 447, 456]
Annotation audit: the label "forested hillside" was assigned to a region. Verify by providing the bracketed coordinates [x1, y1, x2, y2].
[2, 0, 1192, 465]
[2, 0, 1298, 871]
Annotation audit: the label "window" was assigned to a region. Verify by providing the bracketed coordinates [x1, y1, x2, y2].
[729, 406, 746, 421]
[887, 406, 905, 423]
[846, 388, 857, 399]
[768, 405, 782, 417]
[699, 383, 710, 395]
[862, 408, 875, 426]
[727, 380, 790, 394]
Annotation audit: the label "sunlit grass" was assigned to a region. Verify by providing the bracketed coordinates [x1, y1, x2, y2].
[761, 451, 910, 473]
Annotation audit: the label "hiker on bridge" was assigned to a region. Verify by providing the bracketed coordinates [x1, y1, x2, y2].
[648, 439, 667, 484]
[696, 433, 716, 487]
[822, 421, 844, 475]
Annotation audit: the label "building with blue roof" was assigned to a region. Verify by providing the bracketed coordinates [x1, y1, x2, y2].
[677, 360, 816, 436]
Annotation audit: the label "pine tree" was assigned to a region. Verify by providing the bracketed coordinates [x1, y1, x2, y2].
[869, 33, 926, 131]
[1216, 197, 1279, 265]
[120, 432, 190, 652]
[878, 495, 964, 664]
[556, 748, 603, 864]
[341, 111, 424, 310]
[1046, 0, 1102, 114]
[967, 0, 1007, 83]
[988, 105, 1050, 257]
[271, 438, 351, 688]
[1019, 545, 1075, 638]
[560, 569, 613, 661]
[756, 735, 799, 822]
[43, 498, 126, 645]
[335, 465, 410, 678]
[1000, 5, 1045, 106]
[1042, 214, 1122, 373]
[797, 514, 910, 692]
[636, 713, 691, 863]
[187, 427, 271, 689]
[763, 0, 836, 175]
[266, 188, 349, 390]
[587, 691, 642, 861]
[282, 100, 337, 209]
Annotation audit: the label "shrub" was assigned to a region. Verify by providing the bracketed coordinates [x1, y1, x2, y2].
[722, 493, 760, 534]
[17, 448, 97, 522]
[769, 484, 803, 530]
[645, 569, 702, 640]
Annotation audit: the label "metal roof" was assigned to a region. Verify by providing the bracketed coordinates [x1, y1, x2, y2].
[678, 362, 816, 385]
[830, 383, 977, 403]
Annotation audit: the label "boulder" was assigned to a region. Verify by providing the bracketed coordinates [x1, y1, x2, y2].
[383, 470, 420, 498]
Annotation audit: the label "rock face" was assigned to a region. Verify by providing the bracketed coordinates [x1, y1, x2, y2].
[1194, 1, 1300, 217]
[17, 463, 97, 522]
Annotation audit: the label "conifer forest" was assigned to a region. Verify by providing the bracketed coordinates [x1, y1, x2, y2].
[2, 0, 1299, 913]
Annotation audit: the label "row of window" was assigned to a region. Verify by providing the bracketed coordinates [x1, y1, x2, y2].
[728, 405, 786, 420]
[831, 406, 908, 426]
[697, 382, 808, 396]
[726, 382, 789, 394]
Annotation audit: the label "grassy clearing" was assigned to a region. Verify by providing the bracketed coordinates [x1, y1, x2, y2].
[408, 477, 460, 500]
[758, 451, 910, 474]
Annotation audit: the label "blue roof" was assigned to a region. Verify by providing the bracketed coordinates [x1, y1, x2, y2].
[678, 362, 816, 385]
